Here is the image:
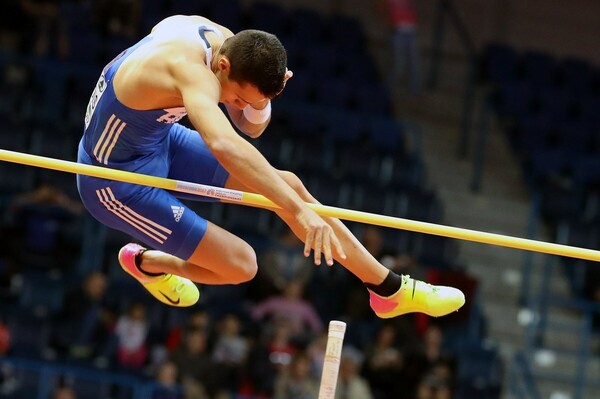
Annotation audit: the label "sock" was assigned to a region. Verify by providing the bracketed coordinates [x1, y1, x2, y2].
[364, 270, 403, 297]
[134, 248, 163, 277]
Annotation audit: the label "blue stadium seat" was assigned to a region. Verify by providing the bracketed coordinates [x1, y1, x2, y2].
[365, 117, 405, 153]
[411, 234, 457, 266]
[60, 2, 93, 36]
[322, 111, 365, 145]
[68, 32, 103, 66]
[63, 376, 113, 399]
[280, 72, 315, 103]
[519, 50, 556, 87]
[354, 83, 392, 116]
[7, 312, 53, 359]
[537, 85, 573, 125]
[314, 78, 353, 110]
[481, 43, 518, 83]
[249, 2, 287, 36]
[494, 79, 536, 120]
[18, 272, 65, 318]
[211, 0, 243, 32]
[287, 8, 326, 42]
[326, 15, 365, 52]
[559, 58, 594, 96]
[396, 188, 443, 223]
[455, 345, 503, 399]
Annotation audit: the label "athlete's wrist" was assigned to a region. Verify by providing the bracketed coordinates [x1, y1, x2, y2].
[243, 101, 271, 124]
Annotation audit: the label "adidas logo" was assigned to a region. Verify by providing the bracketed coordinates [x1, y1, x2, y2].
[171, 205, 184, 222]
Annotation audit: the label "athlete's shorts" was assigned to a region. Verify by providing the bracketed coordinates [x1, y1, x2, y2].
[77, 123, 230, 260]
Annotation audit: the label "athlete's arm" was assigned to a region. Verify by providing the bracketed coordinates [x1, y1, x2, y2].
[225, 102, 270, 139]
[172, 60, 344, 265]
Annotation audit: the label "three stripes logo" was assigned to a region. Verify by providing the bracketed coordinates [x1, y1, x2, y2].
[171, 205, 184, 222]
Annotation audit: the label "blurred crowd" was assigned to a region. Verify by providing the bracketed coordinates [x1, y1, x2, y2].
[0, 1, 479, 399]
[0, 181, 466, 399]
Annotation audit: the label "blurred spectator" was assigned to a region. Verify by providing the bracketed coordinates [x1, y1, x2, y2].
[362, 323, 405, 399]
[336, 346, 374, 399]
[360, 226, 420, 276]
[0, 1, 26, 51]
[165, 310, 211, 352]
[9, 182, 83, 263]
[0, 257, 19, 300]
[92, 0, 141, 39]
[19, 0, 69, 59]
[380, 0, 422, 95]
[0, 317, 10, 355]
[415, 368, 453, 399]
[211, 313, 249, 396]
[52, 270, 116, 360]
[242, 321, 300, 397]
[10, 182, 83, 214]
[114, 302, 149, 369]
[252, 228, 314, 300]
[306, 332, 328, 379]
[403, 324, 456, 398]
[251, 280, 324, 343]
[52, 385, 77, 399]
[273, 351, 320, 399]
[153, 360, 184, 399]
[169, 328, 218, 398]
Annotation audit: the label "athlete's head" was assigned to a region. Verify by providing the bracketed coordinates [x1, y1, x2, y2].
[220, 29, 287, 99]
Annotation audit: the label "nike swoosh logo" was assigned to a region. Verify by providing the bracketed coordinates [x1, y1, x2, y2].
[159, 291, 180, 305]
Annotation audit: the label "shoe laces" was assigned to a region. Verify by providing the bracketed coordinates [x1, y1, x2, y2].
[166, 275, 185, 294]
[402, 274, 439, 293]
[173, 281, 185, 294]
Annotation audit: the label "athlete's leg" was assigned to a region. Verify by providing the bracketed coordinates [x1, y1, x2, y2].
[138, 222, 258, 285]
[225, 170, 465, 318]
[225, 170, 387, 284]
[116, 123, 258, 286]
[77, 125, 259, 307]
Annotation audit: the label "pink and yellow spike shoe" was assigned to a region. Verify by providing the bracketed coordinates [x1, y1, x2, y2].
[369, 275, 465, 318]
[118, 243, 200, 307]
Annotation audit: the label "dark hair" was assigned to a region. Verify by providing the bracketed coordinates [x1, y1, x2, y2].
[221, 29, 287, 98]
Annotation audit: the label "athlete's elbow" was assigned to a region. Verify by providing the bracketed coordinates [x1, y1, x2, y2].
[244, 126, 265, 139]
[206, 137, 236, 159]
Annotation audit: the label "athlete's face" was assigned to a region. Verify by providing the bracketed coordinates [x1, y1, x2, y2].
[220, 78, 268, 110]
[215, 56, 268, 109]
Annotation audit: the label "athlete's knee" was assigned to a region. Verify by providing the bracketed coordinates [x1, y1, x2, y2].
[230, 243, 258, 284]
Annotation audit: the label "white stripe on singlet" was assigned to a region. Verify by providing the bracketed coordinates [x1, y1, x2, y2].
[93, 114, 127, 165]
[198, 24, 224, 68]
[96, 187, 172, 244]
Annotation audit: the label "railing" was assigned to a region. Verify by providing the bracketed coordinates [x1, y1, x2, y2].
[508, 352, 542, 399]
[428, 0, 478, 160]
[0, 356, 172, 399]
[522, 252, 600, 399]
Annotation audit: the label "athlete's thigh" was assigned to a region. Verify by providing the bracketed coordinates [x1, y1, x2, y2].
[187, 220, 257, 276]
[167, 123, 229, 201]
[77, 173, 208, 260]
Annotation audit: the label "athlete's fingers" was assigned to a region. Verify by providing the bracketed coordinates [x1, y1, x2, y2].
[331, 232, 346, 261]
[313, 227, 323, 266]
[323, 230, 334, 266]
[304, 228, 314, 258]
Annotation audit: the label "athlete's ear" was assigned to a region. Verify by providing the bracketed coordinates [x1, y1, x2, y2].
[218, 56, 231, 73]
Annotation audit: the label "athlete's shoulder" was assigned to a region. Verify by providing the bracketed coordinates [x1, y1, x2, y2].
[151, 15, 235, 39]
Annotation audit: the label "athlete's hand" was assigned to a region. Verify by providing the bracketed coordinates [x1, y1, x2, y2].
[284, 68, 293, 82]
[295, 207, 346, 266]
[274, 68, 294, 98]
